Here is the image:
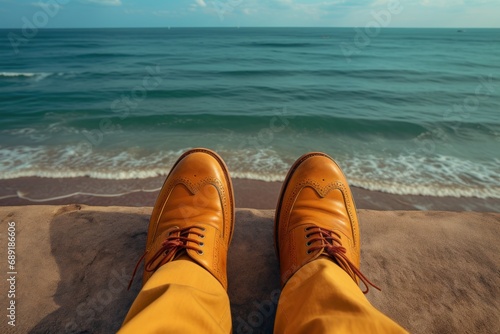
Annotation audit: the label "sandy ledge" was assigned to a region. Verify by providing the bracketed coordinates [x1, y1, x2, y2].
[0, 205, 499, 333]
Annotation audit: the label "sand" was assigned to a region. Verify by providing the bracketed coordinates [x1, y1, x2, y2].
[0, 205, 499, 333]
[1, 177, 499, 212]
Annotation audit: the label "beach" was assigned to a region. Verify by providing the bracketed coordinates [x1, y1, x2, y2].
[1, 160, 498, 333]
[3, 167, 497, 333]
[1, 176, 499, 212]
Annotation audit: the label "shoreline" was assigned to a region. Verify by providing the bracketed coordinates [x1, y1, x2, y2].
[0, 176, 498, 212]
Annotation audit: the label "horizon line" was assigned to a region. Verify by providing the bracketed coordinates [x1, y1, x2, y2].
[1, 26, 499, 30]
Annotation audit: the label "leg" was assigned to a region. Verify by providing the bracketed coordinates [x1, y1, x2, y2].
[274, 152, 408, 333]
[275, 259, 406, 333]
[119, 148, 235, 333]
[120, 260, 231, 333]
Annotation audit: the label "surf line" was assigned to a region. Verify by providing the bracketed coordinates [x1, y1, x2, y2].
[0, 187, 162, 202]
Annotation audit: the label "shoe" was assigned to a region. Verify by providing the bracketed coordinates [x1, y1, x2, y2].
[129, 148, 234, 290]
[274, 152, 379, 293]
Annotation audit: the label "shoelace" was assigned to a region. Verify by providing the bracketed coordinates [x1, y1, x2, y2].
[127, 225, 205, 290]
[305, 226, 381, 294]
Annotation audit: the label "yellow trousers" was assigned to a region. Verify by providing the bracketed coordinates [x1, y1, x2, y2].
[120, 258, 408, 333]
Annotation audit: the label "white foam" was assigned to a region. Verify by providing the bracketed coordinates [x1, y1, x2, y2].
[0, 72, 37, 77]
[344, 154, 500, 199]
[1, 128, 37, 135]
[0, 72, 52, 81]
[1, 145, 499, 199]
[231, 171, 285, 182]
[0, 145, 181, 179]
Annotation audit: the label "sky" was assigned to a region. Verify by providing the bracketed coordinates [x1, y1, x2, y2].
[0, 0, 499, 29]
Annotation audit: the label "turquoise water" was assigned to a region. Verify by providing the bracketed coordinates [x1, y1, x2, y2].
[1, 28, 499, 198]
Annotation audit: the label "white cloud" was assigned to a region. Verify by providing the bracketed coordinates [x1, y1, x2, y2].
[281, 0, 347, 18]
[175, 0, 500, 27]
[84, 0, 122, 6]
[196, 0, 207, 7]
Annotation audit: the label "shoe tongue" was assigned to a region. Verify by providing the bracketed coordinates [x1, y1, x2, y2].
[299, 220, 334, 232]
[174, 252, 191, 261]
[318, 254, 341, 267]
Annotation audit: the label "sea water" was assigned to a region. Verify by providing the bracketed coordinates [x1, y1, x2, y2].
[1, 28, 499, 198]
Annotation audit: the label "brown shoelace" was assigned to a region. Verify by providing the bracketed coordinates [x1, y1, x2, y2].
[305, 226, 381, 294]
[128, 225, 205, 290]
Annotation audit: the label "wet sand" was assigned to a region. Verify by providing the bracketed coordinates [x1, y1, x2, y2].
[0, 176, 499, 212]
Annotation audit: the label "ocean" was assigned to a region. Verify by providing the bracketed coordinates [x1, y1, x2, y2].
[1, 28, 499, 199]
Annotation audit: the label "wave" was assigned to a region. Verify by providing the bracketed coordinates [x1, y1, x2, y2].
[0, 72, 39, 78]
[344, 154, 500, 199]
[3, 113, 497, 141]
[53, 113, 429, 138]
[0, 72, 53, 81]
[0, 66, 482, 86]
[74, 52, 137, 59]
[96, 114, 499, 137]
[170, 68, 478, 82]
[246, 42, 323, 48]
[0, 145, 499, 199]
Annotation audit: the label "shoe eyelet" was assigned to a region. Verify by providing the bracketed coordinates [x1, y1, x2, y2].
[199, 242, 204, 247]
[306, 241, 311, 246]
[304, 227, 310, 232]
[306, 250, 312, 254]
[305, 234, 310, 239]
[200, 234, 205, 239]
[197, 250, 204, 255]
[201, 227, 206, 231]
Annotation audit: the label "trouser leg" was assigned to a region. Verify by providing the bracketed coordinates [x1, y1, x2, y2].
[119, 259, 231, 334]
[274, 258, 408, 334]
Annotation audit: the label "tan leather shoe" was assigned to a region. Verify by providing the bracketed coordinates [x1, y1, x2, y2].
[130, 148, 234, 290]
[274, 152, 379, 293]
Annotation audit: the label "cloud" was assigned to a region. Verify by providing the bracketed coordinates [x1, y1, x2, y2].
[272, 0, 348, 18]
[83, 0, 122, 6]
[196, 0, 207, 7]
[189, 0, 207, 12]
